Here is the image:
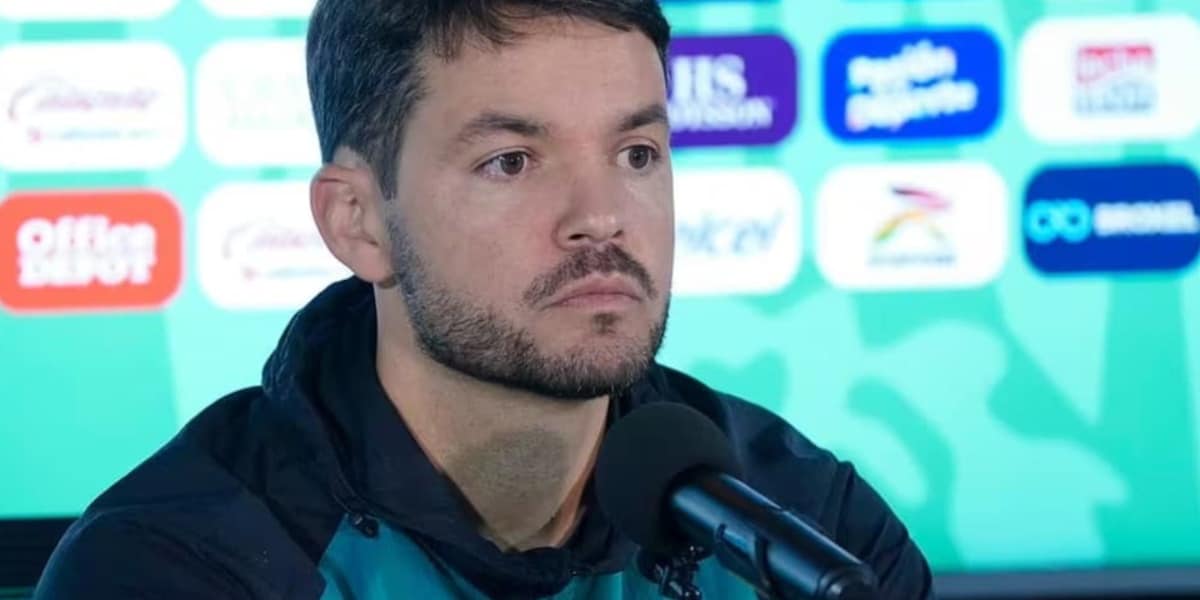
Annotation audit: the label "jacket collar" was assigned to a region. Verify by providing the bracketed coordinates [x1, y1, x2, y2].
[261, 277, 675, 597]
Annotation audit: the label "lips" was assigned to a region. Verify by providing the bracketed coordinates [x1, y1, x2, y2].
[547, 276, 643, 307]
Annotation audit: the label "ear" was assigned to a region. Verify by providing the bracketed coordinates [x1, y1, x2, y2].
[310, 153, 393, 285]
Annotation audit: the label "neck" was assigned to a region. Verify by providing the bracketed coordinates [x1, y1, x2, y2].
[374, 293, 609, 551]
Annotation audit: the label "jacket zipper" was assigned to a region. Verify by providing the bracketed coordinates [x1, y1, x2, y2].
[329, 461, 380, 539]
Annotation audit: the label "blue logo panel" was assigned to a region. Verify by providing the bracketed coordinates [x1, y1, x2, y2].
[823, 28, 1001, 141]
[1024, 164, 1200, 274]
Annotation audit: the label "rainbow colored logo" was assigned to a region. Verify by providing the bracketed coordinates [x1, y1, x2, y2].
[873, 185, 952, 245]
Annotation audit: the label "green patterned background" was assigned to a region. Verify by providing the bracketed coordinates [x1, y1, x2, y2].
[2, 0, 1199, 577]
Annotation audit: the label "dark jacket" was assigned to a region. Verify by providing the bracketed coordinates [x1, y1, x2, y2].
[35, 278, 935, 599]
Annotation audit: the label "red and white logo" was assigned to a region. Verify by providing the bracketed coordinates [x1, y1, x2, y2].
[0, 190, 183, 313]
[0, 42, 187, 172]
[1019, 14, 1200, 142]
[1075, 44, 1156, 115]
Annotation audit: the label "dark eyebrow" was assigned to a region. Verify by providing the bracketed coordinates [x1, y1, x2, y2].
[453, 112, 549, 149]
[451, 104, 669, 151]
[617, 103, 670, 133]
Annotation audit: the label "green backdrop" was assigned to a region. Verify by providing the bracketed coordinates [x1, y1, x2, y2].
[2, 0, 1199, 577]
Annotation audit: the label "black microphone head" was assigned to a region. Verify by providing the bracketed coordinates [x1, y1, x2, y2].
[594, 402, 740, 554]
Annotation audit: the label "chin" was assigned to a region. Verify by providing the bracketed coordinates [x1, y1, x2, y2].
[567, 331, 658, 370]
[532, 309, 665, 365]
[549, 313, 642, 346]
[551, 352, 655, 400]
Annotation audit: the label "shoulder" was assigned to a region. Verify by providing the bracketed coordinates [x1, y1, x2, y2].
[651, 364, 937, 599]
[35, 388, 328, 600]
[644, 364, 833, 469]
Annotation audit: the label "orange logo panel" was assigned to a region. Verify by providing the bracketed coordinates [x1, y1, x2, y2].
[0, 190, 183, 313]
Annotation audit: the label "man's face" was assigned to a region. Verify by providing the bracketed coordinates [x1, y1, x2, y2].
[387, 18, 674, 400]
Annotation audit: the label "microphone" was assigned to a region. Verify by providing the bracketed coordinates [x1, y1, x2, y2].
[594, 402, 880, 600]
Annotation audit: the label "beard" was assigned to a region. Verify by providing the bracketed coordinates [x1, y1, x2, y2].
[387, 215, 667, 401]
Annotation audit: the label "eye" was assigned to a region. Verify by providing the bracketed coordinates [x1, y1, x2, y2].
[620, 145, 659, 171]
[480, 151, 529, 178]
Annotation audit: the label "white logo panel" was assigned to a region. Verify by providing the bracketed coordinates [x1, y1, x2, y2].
[815, 162, 1008, 290]
[200, 0, 315, 18]
[1019, 14, 1200, 142]
[198, 181, 351, 310]
[673, 169, 802, 296]
[0, 42, 187, 172]
[0, 0, 177, 20]
[195, 39, 320, 167]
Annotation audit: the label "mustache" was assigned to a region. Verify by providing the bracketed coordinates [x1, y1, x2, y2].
[523, 245, 658, 306]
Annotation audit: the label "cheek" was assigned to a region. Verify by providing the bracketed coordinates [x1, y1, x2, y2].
[628, 178, 675, 274]
[417, 196, 556, 302]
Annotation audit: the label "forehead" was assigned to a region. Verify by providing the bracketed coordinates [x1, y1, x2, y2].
[414, 18, 667, 131]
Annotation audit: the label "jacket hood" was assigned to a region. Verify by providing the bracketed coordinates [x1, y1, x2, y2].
[259, 277, 646, 598]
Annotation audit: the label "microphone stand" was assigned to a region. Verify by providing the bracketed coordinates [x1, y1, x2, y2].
[639, 546, 707, 600]
[643, 519, 877, 600]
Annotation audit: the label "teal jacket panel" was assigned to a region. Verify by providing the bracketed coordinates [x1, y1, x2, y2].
[318, 518, 757, 600]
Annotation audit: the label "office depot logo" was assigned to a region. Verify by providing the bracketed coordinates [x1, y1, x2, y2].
[672, 169, 801, 296]
[0, 191, 183, 313]
[667, 35, 798, 147]
[200, 0, 315, 18]
[195, 39, 320, 167]
[816, 162, 1007, 290]
[823, 28, 1001, 141]
[0, 0, 177, 20]
[198, 182, 350, 309]
[0, 42, 186, 172]
[1024, 164, 1200, 274]
[1019, 15, 1200, 142]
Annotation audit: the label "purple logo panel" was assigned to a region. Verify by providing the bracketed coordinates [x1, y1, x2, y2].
[668, 35, 799, 147]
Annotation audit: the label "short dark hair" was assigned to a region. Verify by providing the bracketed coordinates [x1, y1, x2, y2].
[306, 0, 671, 199]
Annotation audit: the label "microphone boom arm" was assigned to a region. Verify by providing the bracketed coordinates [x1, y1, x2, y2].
[670, 472, 880, 600]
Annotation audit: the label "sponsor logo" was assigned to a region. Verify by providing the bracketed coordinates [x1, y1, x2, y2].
[0, 0, 177, 20]
[869, 186, 954, 267]
[0, 190, 183, 313]
[200, 0, 315, 18]
[824, 28, 1001, 140]
[667, 35, 798, 147]
[195, 39, 320, 167]
[815, 162, 1008, 290]
[0, 42, 186, 172]
[673, 169, 801, 296]
[1019, 15, 1200, 142]
[1024, 164, 1200, 274]
[198, 182, 350, 309]
[1075, 44, 1156, 116]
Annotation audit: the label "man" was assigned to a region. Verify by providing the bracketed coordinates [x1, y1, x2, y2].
[36, 1, 934, 598]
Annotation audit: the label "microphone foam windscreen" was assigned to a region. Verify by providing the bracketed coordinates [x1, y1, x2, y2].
[594, 402, 740, 554]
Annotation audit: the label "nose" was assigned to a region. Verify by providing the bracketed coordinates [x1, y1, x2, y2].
[553, 167, 627, 250]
